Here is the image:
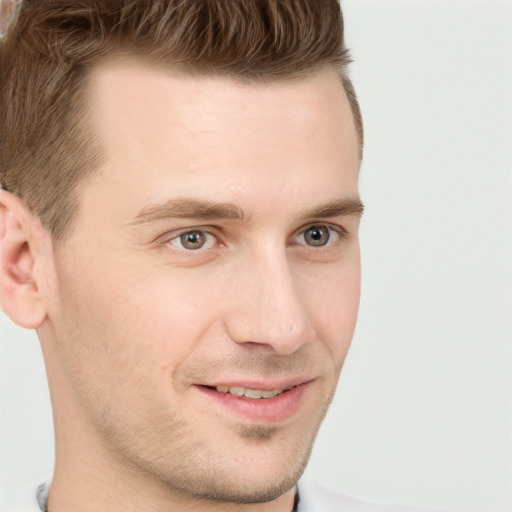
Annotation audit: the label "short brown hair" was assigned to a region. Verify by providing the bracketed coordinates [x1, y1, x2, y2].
[0, 0, 363, 240]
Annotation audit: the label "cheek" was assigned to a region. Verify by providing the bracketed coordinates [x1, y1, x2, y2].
[298, 259, 361, 360]
[55, 241, 229, 373]
[90, 266, 227, 387]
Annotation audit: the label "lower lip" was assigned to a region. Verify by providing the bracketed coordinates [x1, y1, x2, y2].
[196, 384, 309, 423]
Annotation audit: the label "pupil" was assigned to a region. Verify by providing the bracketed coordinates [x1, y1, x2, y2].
[305, 225, 329, 246]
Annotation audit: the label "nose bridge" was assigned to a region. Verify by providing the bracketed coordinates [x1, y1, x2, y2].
[225, 245, 316, 353]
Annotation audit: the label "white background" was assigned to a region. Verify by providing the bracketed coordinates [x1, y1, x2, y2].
[1, 1, 511, 511]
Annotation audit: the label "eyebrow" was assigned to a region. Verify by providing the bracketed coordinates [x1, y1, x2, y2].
[297, 198, 364, 221]
[130, 197, 364, 226]
[131, 198, 247, 225]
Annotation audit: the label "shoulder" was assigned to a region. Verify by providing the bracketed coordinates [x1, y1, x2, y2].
[297, 479, 459, 512]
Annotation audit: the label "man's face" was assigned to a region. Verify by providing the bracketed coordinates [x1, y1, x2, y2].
[45, 60, 362, 503]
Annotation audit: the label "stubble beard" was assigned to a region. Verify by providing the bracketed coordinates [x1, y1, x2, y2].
[134, 389, 335, 506]
[68, 346, 341, 507]
[152, 423, 321, 506]
[90, 387, 334, 508]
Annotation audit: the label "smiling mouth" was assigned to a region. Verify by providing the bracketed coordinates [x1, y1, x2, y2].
[197, 381, 310, 423]
[202, 385, 295, 399]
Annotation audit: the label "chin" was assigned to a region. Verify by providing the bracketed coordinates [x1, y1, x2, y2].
[184, 466, 304, 505]
[182, 439, 311, 504]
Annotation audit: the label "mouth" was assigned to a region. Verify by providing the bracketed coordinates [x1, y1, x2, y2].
[202, 385, 294, 400]
[195, 380, 312, 423]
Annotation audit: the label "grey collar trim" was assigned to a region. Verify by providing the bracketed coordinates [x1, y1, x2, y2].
[36, 483, 49, 512]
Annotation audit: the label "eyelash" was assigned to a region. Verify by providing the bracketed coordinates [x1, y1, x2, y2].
[161, 223, 348, 252]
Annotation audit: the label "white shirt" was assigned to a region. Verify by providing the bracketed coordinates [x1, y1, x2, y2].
[297, 479, 458, 511]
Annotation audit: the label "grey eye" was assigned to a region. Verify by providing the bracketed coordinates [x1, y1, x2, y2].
[168, 229, 217, 251]
[303, 225, 330, 247]
[179, 231, 207, 250]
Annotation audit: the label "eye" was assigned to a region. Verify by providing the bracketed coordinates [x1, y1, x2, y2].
[298, 224, 341, 247]
[168, 230, 217, 251]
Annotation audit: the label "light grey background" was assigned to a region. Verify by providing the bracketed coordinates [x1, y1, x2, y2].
[1, 0, 511, 511]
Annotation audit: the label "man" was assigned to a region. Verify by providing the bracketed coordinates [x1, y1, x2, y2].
[0, 1, 453, 511]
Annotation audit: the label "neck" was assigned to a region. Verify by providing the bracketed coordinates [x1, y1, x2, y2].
[46, 476, 297, 512]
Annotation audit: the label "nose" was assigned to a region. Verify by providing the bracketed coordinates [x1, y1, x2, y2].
[223, 247, 317, 355]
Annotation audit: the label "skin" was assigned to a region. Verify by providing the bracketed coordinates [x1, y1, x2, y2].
[0, 61, 362, 512]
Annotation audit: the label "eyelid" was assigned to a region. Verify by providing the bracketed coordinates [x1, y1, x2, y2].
[157, 226, 222, 249]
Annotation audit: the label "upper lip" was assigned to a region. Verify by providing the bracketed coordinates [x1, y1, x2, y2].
[196, 377, 315, 391]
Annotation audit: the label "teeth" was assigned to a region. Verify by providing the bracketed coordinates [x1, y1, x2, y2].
[214, 386, 286, 399]
[261, 390, 281, 398]
[229, 386, 245, 396]
[244, 388, 266, 399]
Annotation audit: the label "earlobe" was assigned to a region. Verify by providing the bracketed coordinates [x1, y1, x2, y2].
[0, 190, 49, 329]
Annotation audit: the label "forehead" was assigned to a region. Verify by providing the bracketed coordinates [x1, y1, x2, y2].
[79, 59, 360, 221]
[85, 58, 359, 162]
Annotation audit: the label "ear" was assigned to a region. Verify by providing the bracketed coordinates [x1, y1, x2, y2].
[0, 190, 50, 329]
